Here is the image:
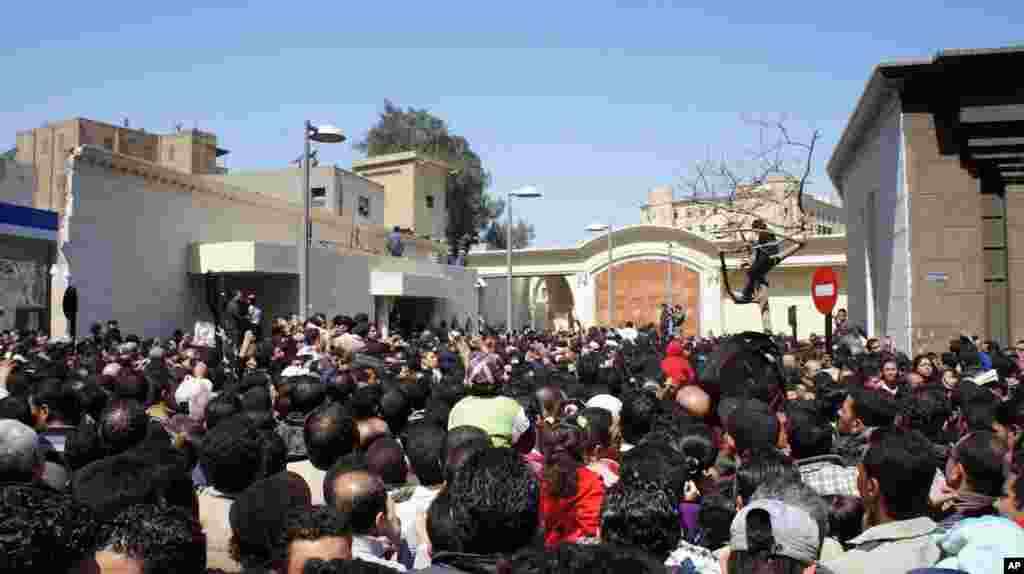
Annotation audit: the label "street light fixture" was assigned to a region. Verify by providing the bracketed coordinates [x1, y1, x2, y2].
[506, 186, 542, 334]
[299, 121, 346, 320]
[586, 222, 614, 327]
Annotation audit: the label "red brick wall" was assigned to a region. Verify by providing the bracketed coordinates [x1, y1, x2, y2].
[594, 260, 700, 335]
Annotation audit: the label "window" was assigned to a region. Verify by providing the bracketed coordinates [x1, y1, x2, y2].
[168, 145, 175, 161]
[103, 137, 114, 150]
[311, 186, 326, 208]
[40, 136, 49, 154]
[426, 195, 435, 209]
[57, 134, 64, 155]
[358, 196, 370, 217]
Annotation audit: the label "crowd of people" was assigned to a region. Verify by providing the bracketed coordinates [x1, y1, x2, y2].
[0, 307, 1023, 574]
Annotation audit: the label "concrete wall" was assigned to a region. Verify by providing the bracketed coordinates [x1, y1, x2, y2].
[479, 276, 532, 331]
[353, 153, 449, 239]
[56, 150, 389, 338]
[835, 95, 910, 349]
[1008, 186, 1024, 343]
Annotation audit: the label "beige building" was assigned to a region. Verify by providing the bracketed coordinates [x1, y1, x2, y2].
[640, 178, 845, 239]
[827, 47, 1024, 352]
[352, 151, 450, 240]
[15, 118, 229, 212]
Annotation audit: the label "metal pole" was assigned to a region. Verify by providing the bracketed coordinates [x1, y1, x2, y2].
[506, 190, 513, 334]
[607, 223, 614, 326]
[299, 121, 312, 320]
[667, 241, 673, 309]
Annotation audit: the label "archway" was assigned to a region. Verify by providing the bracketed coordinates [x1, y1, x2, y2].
[530, 275, 576, 331]
[593, 259, 700, 335]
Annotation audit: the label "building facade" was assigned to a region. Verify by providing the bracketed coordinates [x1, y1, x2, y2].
[352, 152, 450, 241]
[827, 47, 1024, 352]
[640, 178, 845, 240]
[15, 118, 229, 212]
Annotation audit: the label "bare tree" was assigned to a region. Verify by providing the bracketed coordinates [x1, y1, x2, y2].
[670, 118, 821, 243]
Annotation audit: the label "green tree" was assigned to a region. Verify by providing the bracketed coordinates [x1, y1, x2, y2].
[355, 100, 530, 255]
[481, 198, 536, 249]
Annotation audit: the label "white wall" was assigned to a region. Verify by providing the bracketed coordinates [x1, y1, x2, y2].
[720, 267, 849, 338]
[339, 170, 385, 230]
[61, 158, 375, 338]
[837, 97, 909, 350]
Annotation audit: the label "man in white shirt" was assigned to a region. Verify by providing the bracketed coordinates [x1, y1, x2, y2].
[394, 423, 446, 568]
[326, 470, 408, 571]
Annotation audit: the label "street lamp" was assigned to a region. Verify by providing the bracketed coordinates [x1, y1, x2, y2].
[586, 222, 614, 326]
[506, 186, 542, 334]
[299, 121, 345, 320]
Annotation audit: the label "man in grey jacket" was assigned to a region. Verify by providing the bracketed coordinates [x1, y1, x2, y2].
[822, 428, 940, 574]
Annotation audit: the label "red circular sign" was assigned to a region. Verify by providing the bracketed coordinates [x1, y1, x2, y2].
[811, 267, 839, 315]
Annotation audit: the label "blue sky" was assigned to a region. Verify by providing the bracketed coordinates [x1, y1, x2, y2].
[2, 1, 1021, 246]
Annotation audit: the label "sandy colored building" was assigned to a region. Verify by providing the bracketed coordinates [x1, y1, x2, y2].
[352, 151, 450, 241]
[16, 118, 229, 212]
[640, 178, 845, 240]
[827, 47, 1024, 352]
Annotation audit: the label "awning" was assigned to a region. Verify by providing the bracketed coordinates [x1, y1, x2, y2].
[0, 201, 58, 241]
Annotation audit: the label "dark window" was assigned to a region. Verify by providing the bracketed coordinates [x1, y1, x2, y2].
[168, 145, 175, 161]
[426, 195, 435, 208]
[311, 187, 327, 207]
[358, 196, 370, 217]
[103, 137, 113, 150]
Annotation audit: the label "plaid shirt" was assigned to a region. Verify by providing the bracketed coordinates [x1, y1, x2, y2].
[797, 454, 859, 497]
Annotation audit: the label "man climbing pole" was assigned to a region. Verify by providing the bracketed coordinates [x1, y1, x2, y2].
[720, 218, 807, 334]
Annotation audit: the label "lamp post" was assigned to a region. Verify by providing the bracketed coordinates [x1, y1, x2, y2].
[586, 222, 613, 326]
[299, 121, 345, 320]
[506, 186, 542, 334]
[667, 241, 673, 310]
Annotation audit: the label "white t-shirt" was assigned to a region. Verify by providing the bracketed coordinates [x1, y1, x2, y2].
[174, 376, 212, 406]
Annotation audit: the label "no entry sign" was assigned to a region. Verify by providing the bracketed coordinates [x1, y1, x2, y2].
[811, 267, 839, 315]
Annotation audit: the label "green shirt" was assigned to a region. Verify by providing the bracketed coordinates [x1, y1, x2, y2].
[448, 395, 528, 448]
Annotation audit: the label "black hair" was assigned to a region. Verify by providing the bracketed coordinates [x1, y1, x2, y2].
[348, 386, 383, 420]
[94, 504, 206, 574]
[0, 484, 99, 572]
[618, 441, 688, 501]
[848, 387, 899, 428]
[953, 431, 1008, 498]
[696, 491, 737, 550]
[403, 421, 446, 487]
[619, 391, 658, 445]
[261, 429, 288, 477]
[447, 447, 540, 555]
[599, 478, 681, 559]
[861, 428, 937, 520]
[98, 399, 150, 456]
[199, 414, 267, 494]
[241, 384, 272, 413]
[290, 377, 327, 415]
[902, 385, 953, 444]
[728, 399, 780, 458]
[277, 505, 351, 564]
[426, 489, 462, 554]
[704, 332, 786, 406]
[509, 541, 669, 574]
[64, 419, 106, 471]
[304, 402, 358, 470]
[302, 558, 402, 574]
[444, 430, 492, 485]
[379, 389, 411, 437]
[0, 395, 33, 426]
[962, 393, 1003, 434]
[76, 383, 109, 423]
[823, 495, 864, 546]
[71, 447, 194, 522]
[577, 407, 613, 455]
[366, 437, 408, 487]
[734, 451, 800, 506]
[676, 423, 717, 481]
[33, 378, 82, 425]
[205, 392, 243, 430]
[785, 403, 832, 459]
